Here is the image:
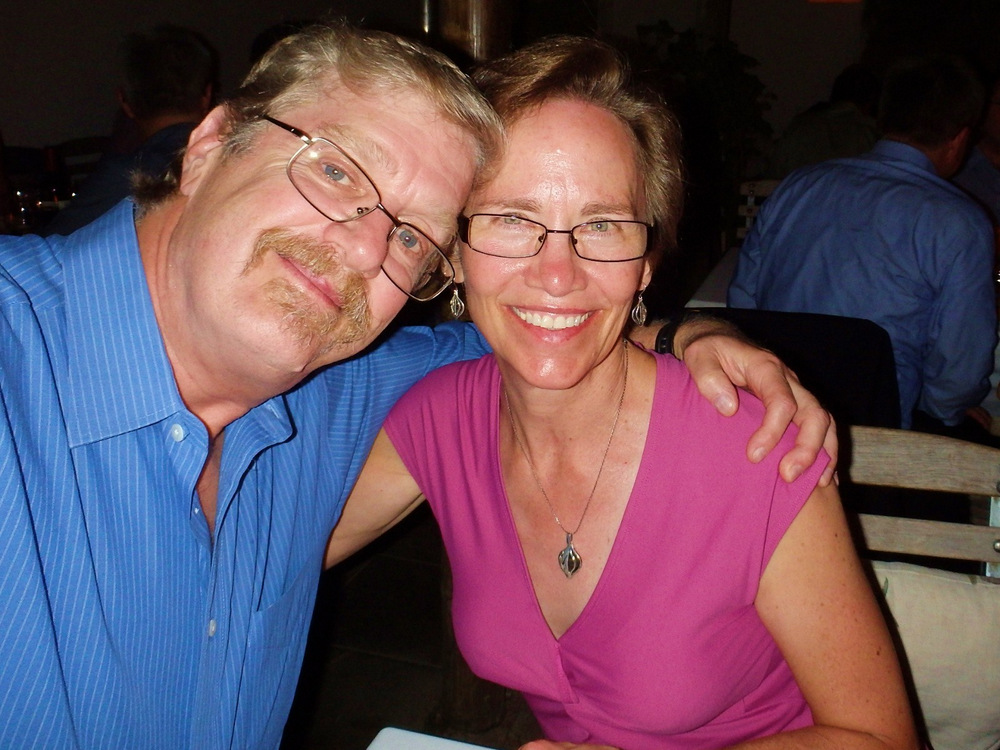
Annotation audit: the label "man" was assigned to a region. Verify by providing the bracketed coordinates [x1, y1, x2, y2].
[954, 76, 1000, 431]
[0, 24, 831, 748]
[43, 24, 217, 236]
[729, 55, 996, 432]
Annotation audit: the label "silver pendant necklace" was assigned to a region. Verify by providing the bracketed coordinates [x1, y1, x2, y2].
[504, 339, 629, 578]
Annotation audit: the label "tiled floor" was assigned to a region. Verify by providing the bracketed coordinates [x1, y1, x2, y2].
[281, 505, 541, 750]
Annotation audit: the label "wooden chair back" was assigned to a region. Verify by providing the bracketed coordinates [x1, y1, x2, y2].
[848, 425, 1000, 577]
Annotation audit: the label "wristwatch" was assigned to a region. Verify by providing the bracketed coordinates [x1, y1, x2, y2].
[654, 314, 686, 356]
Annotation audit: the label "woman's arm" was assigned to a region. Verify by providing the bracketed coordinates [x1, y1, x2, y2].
[324, 428, 425, 569]
[743, 483, 919, 750]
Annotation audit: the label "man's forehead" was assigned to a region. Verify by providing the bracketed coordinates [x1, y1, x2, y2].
[314, 120, 398, 175]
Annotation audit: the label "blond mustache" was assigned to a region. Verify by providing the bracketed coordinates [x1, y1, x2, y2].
[246, 228, 372, 348]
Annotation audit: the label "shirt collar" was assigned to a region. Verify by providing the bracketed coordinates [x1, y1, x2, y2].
[870, 138, 937, 174]
[62, 201, 293, 447]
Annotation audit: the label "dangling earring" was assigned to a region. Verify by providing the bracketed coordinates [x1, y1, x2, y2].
[631, 290, 647, 326]
[449, 286, 466, 319]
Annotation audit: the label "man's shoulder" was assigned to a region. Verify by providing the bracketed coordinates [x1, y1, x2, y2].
[774, 149, 977, 216]
[768, 156, 870, 200]
[0, 234, 61, 308]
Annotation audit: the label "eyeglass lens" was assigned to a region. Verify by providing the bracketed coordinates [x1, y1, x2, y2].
[289, 138, 452, 300]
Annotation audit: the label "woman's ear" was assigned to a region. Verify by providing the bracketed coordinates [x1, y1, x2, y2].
[452, 246, 466, 285]
[178, 105, 230, 196]
[640, 256, 654, 290]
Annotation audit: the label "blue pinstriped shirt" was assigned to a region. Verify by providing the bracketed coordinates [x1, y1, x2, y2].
[0, 202, 488, 748]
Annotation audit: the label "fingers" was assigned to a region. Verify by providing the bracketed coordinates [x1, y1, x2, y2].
[965, 405, 993, 431]
[682, 333, 836, 484]
[776, 385, 836, 485]
[680, 338, 741, 416]
[819, 415, 838, 487]
[744, 372, 798, 466]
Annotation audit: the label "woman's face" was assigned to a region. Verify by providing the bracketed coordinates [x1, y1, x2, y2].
[460, 98, 653, 391]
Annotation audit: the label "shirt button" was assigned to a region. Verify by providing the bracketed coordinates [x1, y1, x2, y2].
[169, 423, 186, 442]
[207, 619, 217, 637]
[193, 506, 200, 515]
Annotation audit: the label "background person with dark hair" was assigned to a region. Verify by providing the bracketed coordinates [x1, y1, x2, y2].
[43, 24, 217, 236]
[729, 55, 996, 438]
[767, 62, 882, 179]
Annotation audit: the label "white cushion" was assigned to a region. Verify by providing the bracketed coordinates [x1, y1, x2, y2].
[871, 561, 1000, 750]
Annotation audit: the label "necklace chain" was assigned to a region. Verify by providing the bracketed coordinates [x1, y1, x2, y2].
[504, 339, 629, 577]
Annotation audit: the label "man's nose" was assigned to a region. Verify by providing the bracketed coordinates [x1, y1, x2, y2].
[324, 208, 393, 279]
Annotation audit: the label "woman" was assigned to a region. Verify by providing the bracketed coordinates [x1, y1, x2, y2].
[329, 37, 918, 750]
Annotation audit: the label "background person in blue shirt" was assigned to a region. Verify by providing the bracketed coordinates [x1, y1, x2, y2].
[729, 55, 997, 437]
[0, 22, 834, 749]
[43, 24, 218, 236]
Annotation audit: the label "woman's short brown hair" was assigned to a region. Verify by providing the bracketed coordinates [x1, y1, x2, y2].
[472, 36, 684, 258]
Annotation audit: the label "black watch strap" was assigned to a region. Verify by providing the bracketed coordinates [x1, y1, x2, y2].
[654, 313, 686, 356]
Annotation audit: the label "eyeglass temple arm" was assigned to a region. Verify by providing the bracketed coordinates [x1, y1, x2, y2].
[261, 115, 312, 145]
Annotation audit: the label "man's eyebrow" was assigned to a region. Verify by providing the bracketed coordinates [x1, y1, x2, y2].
[317, 123, 398, 175]
[317, 122, 457, 243]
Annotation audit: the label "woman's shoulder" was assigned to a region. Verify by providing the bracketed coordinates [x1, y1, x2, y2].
[651, 350, 768, 424]
[649, 350, 797, 467]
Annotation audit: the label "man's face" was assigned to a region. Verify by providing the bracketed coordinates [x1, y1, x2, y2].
[164, 82, 478, 383]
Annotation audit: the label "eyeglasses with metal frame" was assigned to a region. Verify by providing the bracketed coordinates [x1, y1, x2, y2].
[262, 114, 456, 301]
[458, 213, 651, 262]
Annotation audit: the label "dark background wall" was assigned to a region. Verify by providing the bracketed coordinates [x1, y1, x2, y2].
[0, 0, 421, 148]
[1, 0, 866, 149]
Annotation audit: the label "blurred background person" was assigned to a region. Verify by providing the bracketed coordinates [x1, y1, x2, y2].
[953, 74, 1000, 434]
[766, 62, 881, 179]
[729, 55, 996, 442]
[43, 24, 217, 236]
[954, 75, 1000, 224]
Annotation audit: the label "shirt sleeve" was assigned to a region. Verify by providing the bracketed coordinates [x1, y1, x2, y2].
[918, 205, 997, 423]
[727, 208, 767, 308]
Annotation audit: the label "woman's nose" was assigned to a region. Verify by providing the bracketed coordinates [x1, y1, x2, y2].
[531, 230, 585, 296]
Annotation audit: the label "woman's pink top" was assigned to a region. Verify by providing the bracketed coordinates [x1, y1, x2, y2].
[385, 353, 828, 749]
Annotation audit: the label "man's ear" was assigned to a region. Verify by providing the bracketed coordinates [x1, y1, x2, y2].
[178, 104, 229, 196]
[952, 125, 972, 154]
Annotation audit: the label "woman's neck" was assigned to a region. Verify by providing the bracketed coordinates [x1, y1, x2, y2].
[500, 339, 631, 442]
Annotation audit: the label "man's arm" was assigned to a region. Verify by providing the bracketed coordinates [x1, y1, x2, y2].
[919, 222, 997, 425]
[726, 214, 765, 309]
[632, 313, 836, 486]
[325, 428, 425, 569]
